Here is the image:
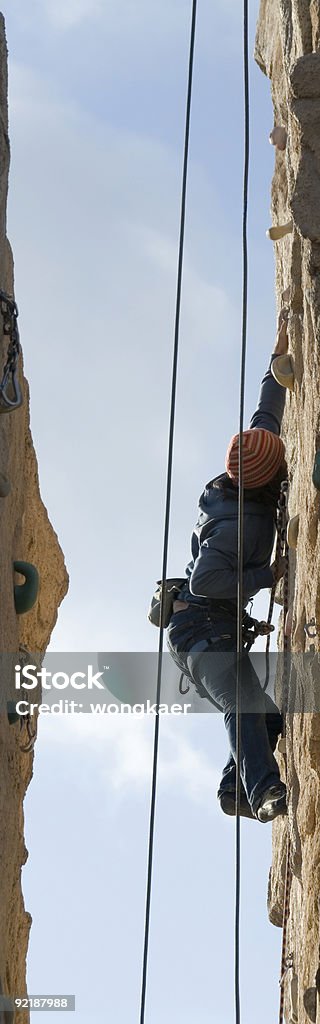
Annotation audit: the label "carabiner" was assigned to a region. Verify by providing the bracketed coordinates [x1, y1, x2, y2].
[0, 362, 23, 412]
[179, 672, 190, 696]
[19, 715, 37, 754]
[304, 618, 318, 639]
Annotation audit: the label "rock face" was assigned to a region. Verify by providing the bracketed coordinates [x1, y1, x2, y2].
[0, 15, 68, 1023]
[255, 3, 320, 1022]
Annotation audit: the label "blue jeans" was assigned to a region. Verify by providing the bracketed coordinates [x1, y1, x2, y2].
[167, 607, 282, 813]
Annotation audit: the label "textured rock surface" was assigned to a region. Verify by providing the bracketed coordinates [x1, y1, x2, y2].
[0, 14, 68, 1022]
[255, 3, 320, 1022]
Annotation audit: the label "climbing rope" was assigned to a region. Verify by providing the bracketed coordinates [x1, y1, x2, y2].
[281, 484, 290, 721]
[234, 2, 249, 1023]
[142, 4, 274, 1023]
[278, 835, 292, 1024]
[277, 481, 292, 1024]
[139, 4, 198, 1022]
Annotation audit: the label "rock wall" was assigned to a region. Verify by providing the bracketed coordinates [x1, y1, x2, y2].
[255, 3, 320, 1023]
[0, 14, 68, 1023]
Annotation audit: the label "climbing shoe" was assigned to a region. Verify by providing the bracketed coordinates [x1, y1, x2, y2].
[218, 791, 254, 820]
[256, 783, 287, 823]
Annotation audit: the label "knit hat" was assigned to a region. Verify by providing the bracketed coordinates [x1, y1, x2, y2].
[225, 428, 285, 489]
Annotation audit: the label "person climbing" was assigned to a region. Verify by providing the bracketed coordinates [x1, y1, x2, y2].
[166, 308, 289, 823]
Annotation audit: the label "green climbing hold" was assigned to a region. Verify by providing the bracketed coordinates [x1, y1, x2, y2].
[313, 451, 320, 490]
[0, 472, 10, 497]
[13, 560, 39, 614]
[7, 700, 20, 725]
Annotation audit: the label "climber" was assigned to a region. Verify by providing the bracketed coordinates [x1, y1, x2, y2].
[166, 309, 289, 823]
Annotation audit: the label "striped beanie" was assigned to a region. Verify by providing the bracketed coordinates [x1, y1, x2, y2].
[225, 428, 285, 489]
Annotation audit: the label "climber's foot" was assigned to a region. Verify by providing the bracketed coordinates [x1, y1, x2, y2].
[256, 782, 287, 823]
[218, 791, 255, 820]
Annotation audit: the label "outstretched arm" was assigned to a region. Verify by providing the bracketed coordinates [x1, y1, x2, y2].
[249, 312, 288, 436]
[189, 538, 274, 601]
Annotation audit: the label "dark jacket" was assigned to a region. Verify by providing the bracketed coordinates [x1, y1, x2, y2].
[178, 355, 286, 610]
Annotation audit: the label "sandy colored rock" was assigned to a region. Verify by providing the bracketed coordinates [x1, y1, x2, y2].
[0, 13, 68, 1023]
[255, 2, 320, 1021]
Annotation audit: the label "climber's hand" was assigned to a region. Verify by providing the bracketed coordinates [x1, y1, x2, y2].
[273, 312, 289, 356]
[257, 621, 275, 636]
[270, 554, 287, 582]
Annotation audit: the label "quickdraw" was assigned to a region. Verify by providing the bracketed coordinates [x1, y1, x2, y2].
[179, 672, 190, 696]
[264, 479, 289, 690]
[19, 713, 37, 754]
[304, 618, 318, 639]
[0, 290, 23, 412]
[242, 613, 271, 651]
[7, 703, 37, 753]
[279, 952, 293, 988]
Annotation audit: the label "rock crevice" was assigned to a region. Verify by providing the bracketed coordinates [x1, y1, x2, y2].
[256, 2, 320, 1020]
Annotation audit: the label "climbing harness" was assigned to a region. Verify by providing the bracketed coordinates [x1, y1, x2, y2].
[177, 610, 272, 701]
[0, 290, 22, 412]
[139, 4, 198, 1022]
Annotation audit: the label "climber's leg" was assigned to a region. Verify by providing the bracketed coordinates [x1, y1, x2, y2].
[188, 644, 284, 816]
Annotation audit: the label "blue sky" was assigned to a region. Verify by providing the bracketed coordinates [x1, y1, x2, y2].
[1, 1, 285, 1021]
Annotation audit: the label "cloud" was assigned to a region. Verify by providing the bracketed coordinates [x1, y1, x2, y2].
[6, 59, 241, 650]
[34, 0, 104, 30]
[37, 714, 219, 806]
[6, 37, 276, 658]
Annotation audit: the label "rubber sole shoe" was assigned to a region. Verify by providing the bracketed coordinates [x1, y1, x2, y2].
[256, 784, 287, 823]
[219, 792, 255, 820]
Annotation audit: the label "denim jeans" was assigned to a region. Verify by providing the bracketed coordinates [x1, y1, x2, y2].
[167, 607, 283, 812]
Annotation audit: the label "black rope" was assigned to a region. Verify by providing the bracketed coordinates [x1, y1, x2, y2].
[235, 3, 250, 1024]
[139, 5, 198, 1022]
